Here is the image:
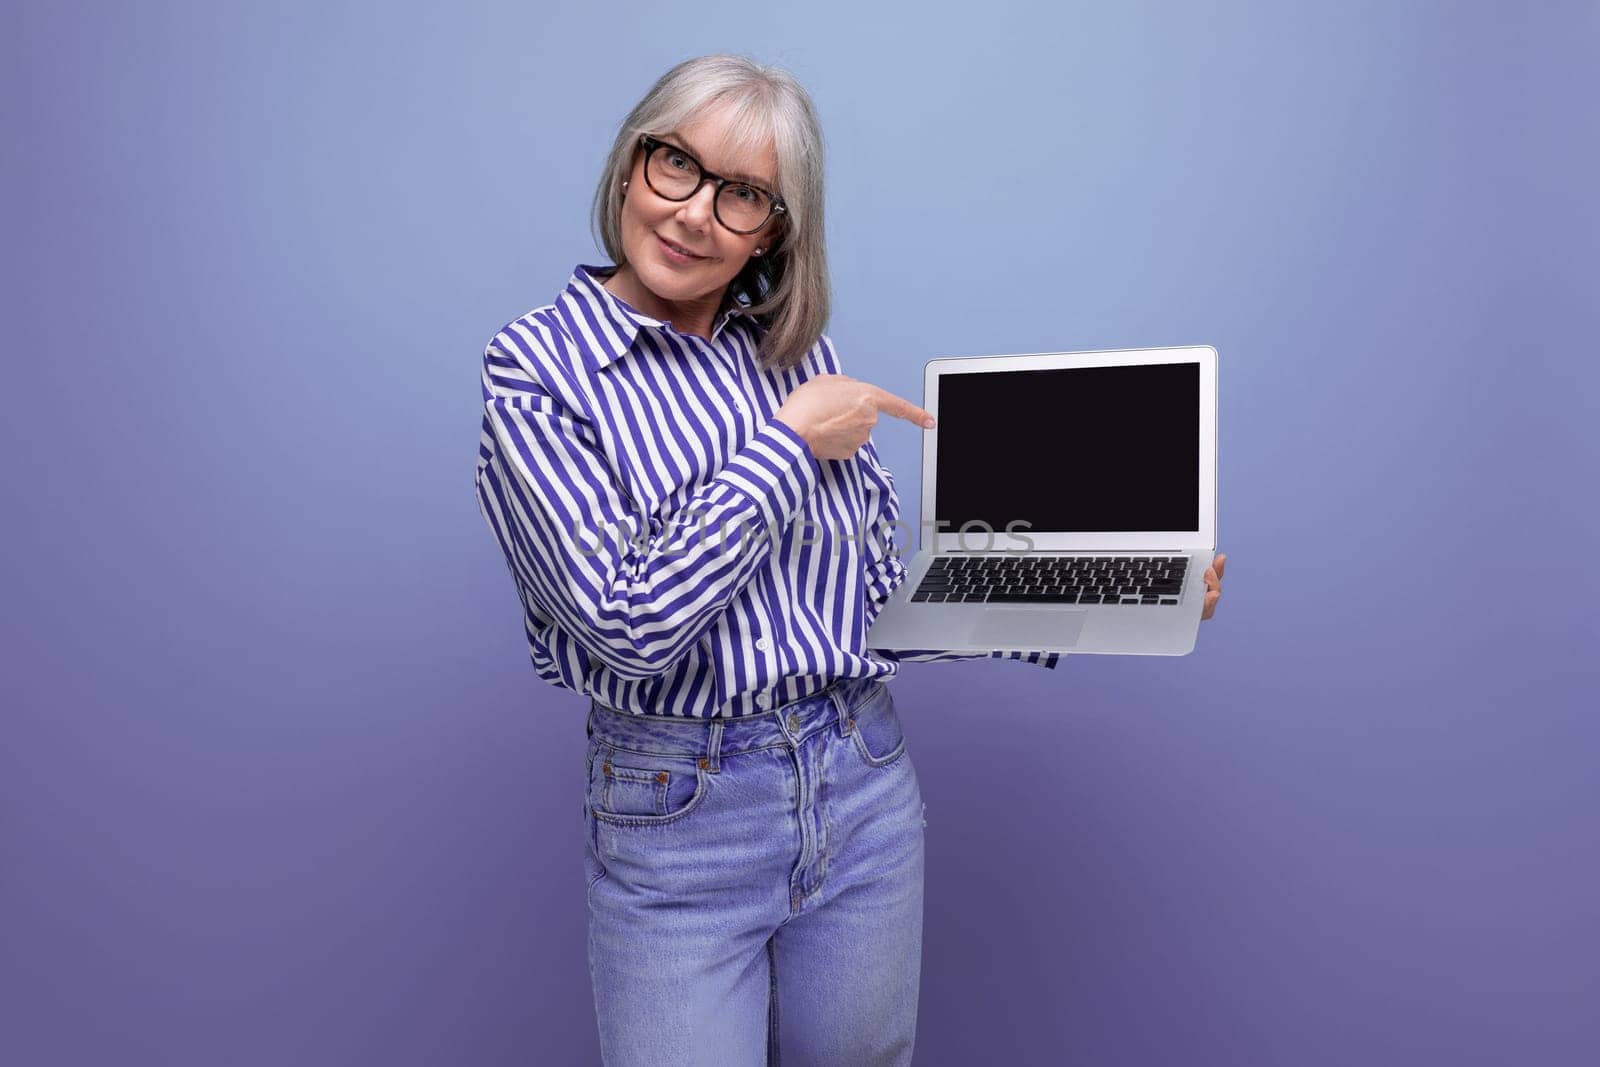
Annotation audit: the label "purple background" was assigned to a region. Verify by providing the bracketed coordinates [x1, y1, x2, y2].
[6, 1, 1597, 1063]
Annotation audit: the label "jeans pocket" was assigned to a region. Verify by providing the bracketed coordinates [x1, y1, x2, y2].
[586, 742, 710, 826]
[847, 684, 907, 769]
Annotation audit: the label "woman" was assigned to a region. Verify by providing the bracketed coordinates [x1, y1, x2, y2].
[474, 54, 1226, 1065]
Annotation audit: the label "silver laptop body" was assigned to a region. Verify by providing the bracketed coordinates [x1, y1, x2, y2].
[866, 345, 1218, 657]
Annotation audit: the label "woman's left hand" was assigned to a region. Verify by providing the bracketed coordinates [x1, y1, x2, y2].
[1201, 553, 1227, 621]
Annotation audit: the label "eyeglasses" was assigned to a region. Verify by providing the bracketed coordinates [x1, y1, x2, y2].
[637, 134, 787, 235]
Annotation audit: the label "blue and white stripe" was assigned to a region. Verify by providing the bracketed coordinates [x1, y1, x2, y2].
[474, 264, 1060, 719]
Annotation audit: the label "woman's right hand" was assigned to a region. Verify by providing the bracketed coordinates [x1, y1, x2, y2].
[773, 374, 935, 461]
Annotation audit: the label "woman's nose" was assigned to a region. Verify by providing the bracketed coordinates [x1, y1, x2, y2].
[675, 183, 717, 229]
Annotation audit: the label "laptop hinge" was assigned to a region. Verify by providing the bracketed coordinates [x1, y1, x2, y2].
[934, 548, 1200, 556]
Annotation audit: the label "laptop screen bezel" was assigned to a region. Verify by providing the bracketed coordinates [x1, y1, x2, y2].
[918, 345, 1218, 554]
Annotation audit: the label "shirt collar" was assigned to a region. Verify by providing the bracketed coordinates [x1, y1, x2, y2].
[558, 263, 758, 373]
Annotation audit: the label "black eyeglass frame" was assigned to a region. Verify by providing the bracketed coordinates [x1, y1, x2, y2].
[636, 134, 788, 235]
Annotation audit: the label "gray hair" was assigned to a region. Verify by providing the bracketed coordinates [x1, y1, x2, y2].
[590, 54, 830, 373]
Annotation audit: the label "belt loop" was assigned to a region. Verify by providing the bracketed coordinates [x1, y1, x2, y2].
[703, 719, 725, 774]
[827, 678, 854, 736]
[585, 700, 595, 739]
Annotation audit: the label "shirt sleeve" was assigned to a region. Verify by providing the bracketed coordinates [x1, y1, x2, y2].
[858, 436, 1062, 670]
[475, 338, 821, 681]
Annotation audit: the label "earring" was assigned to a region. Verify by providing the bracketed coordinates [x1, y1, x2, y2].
[754, 248, 764, 255]
[621, 180, 629, 194]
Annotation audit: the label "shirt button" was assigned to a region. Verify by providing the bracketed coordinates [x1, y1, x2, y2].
[755, 637, 769, 651]
[755, 694, 769, 708]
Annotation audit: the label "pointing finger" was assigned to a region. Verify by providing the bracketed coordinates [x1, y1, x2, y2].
[869, 385, 935, 429]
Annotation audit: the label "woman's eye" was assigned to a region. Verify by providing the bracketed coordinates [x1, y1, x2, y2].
[731, 185, 759, 203]
[666, 152, 690, 170]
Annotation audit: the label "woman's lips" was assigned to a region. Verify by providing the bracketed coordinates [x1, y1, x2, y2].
[657, 234, 705, 262]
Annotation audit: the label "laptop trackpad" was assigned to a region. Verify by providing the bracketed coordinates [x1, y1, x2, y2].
[968, 608, 1088, 648]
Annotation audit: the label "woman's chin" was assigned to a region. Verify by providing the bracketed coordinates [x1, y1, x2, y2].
[640, 264, 722, 304]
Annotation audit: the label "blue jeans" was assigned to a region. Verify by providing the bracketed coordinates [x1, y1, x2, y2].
[583, 675, 926, 1065]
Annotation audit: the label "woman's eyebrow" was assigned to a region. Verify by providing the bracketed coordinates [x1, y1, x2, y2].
[662, 132, 772, 188]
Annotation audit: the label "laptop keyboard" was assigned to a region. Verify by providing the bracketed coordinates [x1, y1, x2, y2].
[909, 555, 1189, 605]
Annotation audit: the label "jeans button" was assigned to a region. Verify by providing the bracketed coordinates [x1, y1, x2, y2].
[788, 713, 800, 730]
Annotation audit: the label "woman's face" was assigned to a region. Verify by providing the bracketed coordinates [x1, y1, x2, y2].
[613, 104, 782, 321]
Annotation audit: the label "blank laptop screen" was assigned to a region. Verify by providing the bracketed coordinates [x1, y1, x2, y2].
[934, 362, 1201, 534]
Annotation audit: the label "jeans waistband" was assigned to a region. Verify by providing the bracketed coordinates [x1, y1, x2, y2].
[585, 676, 887, 770]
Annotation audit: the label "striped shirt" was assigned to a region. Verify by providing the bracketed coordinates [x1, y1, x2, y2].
[474, 264, 1061, 719]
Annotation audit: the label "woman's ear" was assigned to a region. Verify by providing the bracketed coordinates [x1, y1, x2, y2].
[761, 218, 789, 256]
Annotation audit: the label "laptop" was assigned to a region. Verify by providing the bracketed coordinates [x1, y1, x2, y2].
[865, 345, 1218, 657]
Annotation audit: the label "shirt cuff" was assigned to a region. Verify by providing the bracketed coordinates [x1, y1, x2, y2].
[717, 419, 821, 532]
